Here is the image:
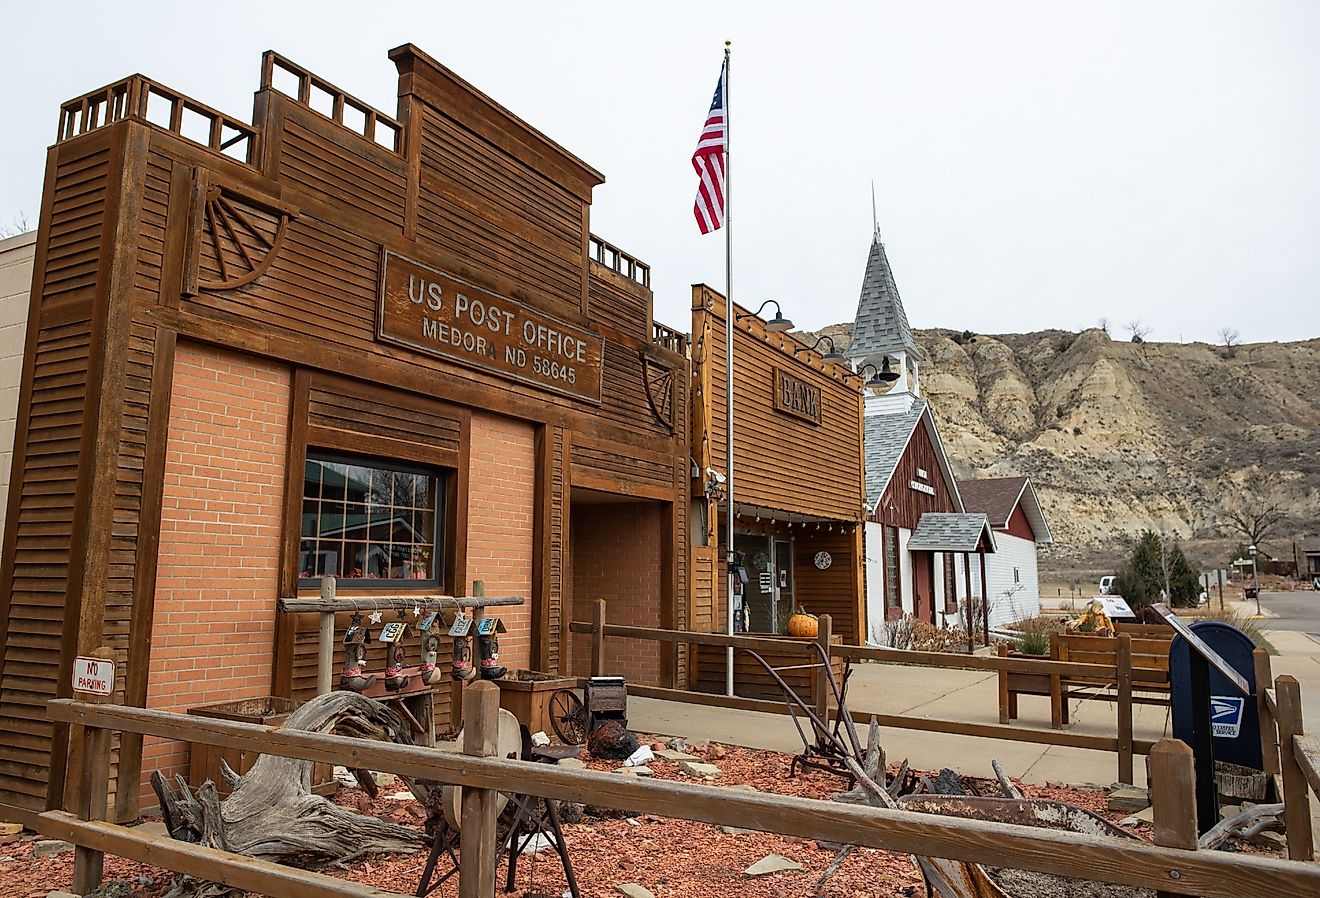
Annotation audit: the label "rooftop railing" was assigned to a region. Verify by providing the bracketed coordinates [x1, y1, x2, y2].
[261, 51, 402, 154]
[589, 234, 650, 288]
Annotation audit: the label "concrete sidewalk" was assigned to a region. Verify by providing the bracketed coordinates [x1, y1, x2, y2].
[631, 626, 1320, 791]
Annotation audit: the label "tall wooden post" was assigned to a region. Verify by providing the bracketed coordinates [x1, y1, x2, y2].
[996, 642, 1011, 724]
[978, 552, 989, 645]
[459, 681, 500, 898]
[316, 576, 336, 695]
[1116, 633, 1134, 785]
[815, 614, 833, 723]
[591, 599, 607, 678]
[71, 646, 114, 895]
[1276, 674, 1314, 860]
[1150, 738, 1197, 898]
[1254, 648, 1280, 776]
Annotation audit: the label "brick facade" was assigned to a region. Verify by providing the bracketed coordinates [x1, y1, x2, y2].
[465, 412, 535, 670]
[570, 501, 663, 685]
[140, 342, 290, 799]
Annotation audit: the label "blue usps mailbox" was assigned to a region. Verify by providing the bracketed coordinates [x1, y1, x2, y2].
[1153, 604, 1253, 834]
[1170, 619, 1262, 770]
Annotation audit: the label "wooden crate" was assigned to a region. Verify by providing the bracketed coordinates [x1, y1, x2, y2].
[693, 635, 844, 701]
[188, 697, 335, 796]
[493, 671, 578, 736]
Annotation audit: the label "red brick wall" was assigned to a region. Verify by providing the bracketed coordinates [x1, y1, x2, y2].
[465, 412, 534, 670]
[140, 342, 290, 800]
[570, 501, 663, 685]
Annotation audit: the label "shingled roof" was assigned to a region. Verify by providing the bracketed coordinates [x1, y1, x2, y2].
[846, 233, 922, 361]
[957, 475, 1053, 544]
[863, 399, 926, 510]
[906, 513, 997, 553]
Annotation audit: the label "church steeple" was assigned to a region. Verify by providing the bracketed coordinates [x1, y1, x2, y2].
[846, 225, 923, 415]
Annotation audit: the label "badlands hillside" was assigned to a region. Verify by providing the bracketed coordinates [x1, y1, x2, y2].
[810, 324, 1320, 577]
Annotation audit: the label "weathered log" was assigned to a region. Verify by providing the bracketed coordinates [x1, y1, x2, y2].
[152, 691, 428, 898]
[992, 758, 1024, 800]
[1198, 802, 1285, 850]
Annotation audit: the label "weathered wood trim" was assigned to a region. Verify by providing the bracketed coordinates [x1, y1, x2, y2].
[273, 368, 312, 699]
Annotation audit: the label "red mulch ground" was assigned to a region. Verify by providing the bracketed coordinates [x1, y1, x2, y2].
[0, 738, 1282, 898]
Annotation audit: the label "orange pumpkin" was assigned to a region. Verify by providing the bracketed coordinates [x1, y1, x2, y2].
[787, 607, 819, 638]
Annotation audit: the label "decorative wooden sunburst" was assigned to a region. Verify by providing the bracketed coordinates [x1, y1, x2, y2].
[642, 355, 675, 433]
[195, 182, 293, 291]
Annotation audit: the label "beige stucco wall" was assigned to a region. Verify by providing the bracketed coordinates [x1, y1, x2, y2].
[0, 231, 36, 557]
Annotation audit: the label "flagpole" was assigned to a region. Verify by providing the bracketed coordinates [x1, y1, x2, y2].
[722, 41, 735, 698]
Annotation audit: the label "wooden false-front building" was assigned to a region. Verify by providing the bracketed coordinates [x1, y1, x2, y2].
[0, 46, 692, 825]
[688, 287, 866, 696]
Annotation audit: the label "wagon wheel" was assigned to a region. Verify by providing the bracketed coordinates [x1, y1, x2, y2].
[549, 689, 588, 745]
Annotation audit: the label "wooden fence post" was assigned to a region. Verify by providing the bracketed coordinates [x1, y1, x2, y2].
[71, 646, 114, 894]
[592, 599, 606, 678]
[316, 576, 336, 695]
[459, 681, 500, 898]
[1254, 648, 1279, 777]
[815, 614, 833, 723]
[1150, 738, 1197, 898]
[1276, 674, 1314, 861]
[997, 643, 1011, 725]
[1116, 633, 1134, 785]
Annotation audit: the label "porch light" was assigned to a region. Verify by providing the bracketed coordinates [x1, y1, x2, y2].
[737, 299, 794, 332]
[859, 357, 900, 386]
[795, 334, 847, 363]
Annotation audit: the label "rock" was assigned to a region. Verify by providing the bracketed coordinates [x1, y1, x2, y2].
[625, 817, 642, 826]
[589, 721, 641, 760]
[559, 802, 585, 824]
[1120, 806, 1156, 826]
[33, 839, 74, 857]
[386, 790, 415, 801]
[664, 737, 689, 752]
[654, 749, 699, 762]
[614, 768, 638, 777]
[650, 742, 666, 752]
[816, 839, 847, 851]
[1108, 786, 1150, 812]
[373, 772, 396, 788]
[557, 757, 586, 770]
[744, 854, 804, 876]
[706, 744, 727, 760]
[0, 823, 21, 836]
[0, 855, 13, 864]
[617, 885, 655, 898]
[47, 892, 80, 898]
[929, 768, 966, 795]
[630, 765, 654, 777]
[678, 761, 722, 779]
[722, 825, 756, 835]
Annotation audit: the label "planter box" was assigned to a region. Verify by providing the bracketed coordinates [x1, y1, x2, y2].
[493, 670, 577, 736]
[188, 696, 335, 796]
[693, 635, 844, 701]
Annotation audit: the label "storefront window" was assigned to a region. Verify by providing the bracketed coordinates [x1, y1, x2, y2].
[299, 453, 442, 586]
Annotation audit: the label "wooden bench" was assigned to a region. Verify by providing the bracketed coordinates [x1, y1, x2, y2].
[999, 629, 1172, 728]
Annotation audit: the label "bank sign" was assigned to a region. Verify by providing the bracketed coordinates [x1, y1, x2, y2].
[378, 252, 604, 403]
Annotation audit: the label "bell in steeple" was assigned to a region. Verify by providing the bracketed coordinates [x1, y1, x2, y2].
[845, 212, 923, 415]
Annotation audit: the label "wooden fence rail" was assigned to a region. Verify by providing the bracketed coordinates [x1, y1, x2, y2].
[570, 606, 1150, 782]
[42, 696, 1320, 898]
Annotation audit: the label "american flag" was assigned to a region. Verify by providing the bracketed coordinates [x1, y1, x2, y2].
[691, 64, 727, 234]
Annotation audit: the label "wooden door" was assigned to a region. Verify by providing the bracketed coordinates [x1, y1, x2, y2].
[913, 550, 934, 623]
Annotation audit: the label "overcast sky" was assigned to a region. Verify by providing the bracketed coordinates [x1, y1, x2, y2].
[3, 2, 1317, 343]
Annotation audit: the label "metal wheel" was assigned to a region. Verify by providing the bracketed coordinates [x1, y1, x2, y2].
[549, 688, 588, 744]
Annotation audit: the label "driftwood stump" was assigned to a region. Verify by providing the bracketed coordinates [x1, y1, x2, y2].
[152, 691, 428, 898]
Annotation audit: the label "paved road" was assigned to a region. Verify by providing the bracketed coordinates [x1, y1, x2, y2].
[1259, 590, 1320, 632]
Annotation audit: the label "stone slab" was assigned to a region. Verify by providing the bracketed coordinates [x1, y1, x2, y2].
[745, 854, 804, 876]
[679, 761, 721, 779]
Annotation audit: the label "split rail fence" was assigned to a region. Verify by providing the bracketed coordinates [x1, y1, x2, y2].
[571, 602, 1158, 784]
[41, 687, 1320, 898]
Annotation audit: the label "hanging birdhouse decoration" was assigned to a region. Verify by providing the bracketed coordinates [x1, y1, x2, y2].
[476, 616, 508, 680]
[380, 613, 411, 691]
[449, 611, 475, 681]
[340, 614, 375, 693]
[418, 611, 445, 686]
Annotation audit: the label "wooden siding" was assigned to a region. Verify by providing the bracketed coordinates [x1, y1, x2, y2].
[587, 260, 651, 342]
[692, 288, 863, 523]
[792, 530, 864, 645]
[306, 374, 465, 467]
[1006, 504, 1036, 541]
[872, 414, 959, 530]
[416, 105, 585, 318]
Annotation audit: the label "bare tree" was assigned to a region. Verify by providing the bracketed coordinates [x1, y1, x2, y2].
[1126, 319, 1151, 343]
[1218, 326, 1240, 349]
[0, 212, 31, 238]
[1218, 471, 1288, 547]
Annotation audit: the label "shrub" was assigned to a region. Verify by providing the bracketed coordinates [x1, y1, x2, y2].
[1195, 606, 1278, 655]
[1008, 616, 1061, 655]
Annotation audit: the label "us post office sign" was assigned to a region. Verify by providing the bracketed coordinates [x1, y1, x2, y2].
[378, 251, 603, 403]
